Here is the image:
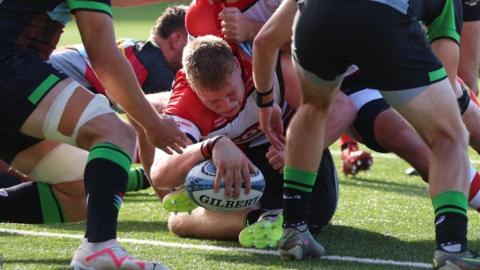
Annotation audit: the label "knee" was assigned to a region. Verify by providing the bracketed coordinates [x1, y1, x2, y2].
[78, 115, 137, 153]
[167, 213, 191, 237]
[429, 124, 469, 151]
[304, 93, 336, 113]
[115, 120, 137, 144]
[301, 101, 331, 118]
[100, 118, 136, 143]
[335, 93, 356, 119]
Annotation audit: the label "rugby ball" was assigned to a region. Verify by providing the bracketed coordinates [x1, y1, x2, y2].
[185, 159, 265, 212]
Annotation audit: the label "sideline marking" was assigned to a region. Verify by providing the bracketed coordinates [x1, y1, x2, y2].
[331, 151, 480, 164]
[0, 228, 431, 269]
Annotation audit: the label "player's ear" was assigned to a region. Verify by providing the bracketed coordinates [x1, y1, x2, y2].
[233, 57, 241, 72]
[169, 31, 186, 50]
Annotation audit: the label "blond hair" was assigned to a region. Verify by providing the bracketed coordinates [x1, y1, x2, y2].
[182, 35, 236, 91]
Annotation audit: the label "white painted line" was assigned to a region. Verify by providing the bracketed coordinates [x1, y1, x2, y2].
[0, 228, 431, 269]
[330, 150, 480, 165]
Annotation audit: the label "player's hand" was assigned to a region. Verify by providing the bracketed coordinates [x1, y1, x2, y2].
[145, 114, 188, 155]
[211, 137, 255, 199]
[219, 7, 253, 43]
[259, 103, 284, 150]
[266, 144, 285, 172]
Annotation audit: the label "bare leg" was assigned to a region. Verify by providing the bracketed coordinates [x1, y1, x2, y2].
[462, 101, 480, 154]
[285, 73, 339, 172]
[431, 39, 460, 92]
[168, 207, 248, 239]
[373, 108, 430, 180]
[459, 21, 480, 95]
[391, 79, 469, 197]
[20, 79, 137, 244]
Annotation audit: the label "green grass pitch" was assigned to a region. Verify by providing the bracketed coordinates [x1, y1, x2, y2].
[2, 148, 480, 269]
[2, 3, 480, 269]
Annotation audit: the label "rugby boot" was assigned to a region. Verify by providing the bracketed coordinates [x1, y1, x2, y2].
[278, 226, 326, 260]
[433, 250, 480, 270]
[162, 189, 198, 214]
[239, 209, 283, 249]
[71, 239, 168, 270]
[341, 143, 373, 175]
[405, 167, 420, 176]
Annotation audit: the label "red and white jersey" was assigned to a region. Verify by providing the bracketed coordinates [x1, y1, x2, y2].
[186, 0, 282, 38]
[49, 38, 175, 96]
[163, 46, 294, 149]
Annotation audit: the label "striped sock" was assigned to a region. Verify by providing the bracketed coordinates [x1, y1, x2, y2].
[0, 182, 64, 223]
[283, 166, 317, 228]
[432, 191, 468, 253]
[467, 165, 480, 211]
[126, 167, 150, 192]
[84, 143, 131, 242]
[0, 172, 23, 188]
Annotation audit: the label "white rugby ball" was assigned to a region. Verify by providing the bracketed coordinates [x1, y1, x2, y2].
[185, 159, 265, 212]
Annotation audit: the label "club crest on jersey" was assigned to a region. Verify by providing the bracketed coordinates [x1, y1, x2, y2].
[214, 117, 228, 127]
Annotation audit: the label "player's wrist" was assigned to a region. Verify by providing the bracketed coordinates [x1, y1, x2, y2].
[200, 135, 227, 160]
[256, 87, 274, 108]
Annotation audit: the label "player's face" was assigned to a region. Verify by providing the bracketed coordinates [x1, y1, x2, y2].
[197, 63, 244, 117]
[171, 31, 188, 71]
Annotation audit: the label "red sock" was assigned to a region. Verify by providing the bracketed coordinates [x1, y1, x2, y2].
[468, 165, 480, 211]
[339, 133, 357, 149]
[469, 90, 480, 108]
[457, 76, 480, 107]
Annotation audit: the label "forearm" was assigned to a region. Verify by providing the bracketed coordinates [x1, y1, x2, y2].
[245, 20, 264, 43]
[253, 40, 278, 92]
[431, 39, 460, 94]
[92, 51, 161, 130]
[150, 143, 204, 198]
[76, 11, 160, 130]
[253, 0, 296, 92]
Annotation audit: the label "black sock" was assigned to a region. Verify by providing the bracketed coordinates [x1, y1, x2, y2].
[84, 143, 131, 243]
[0, 172, 23, 188]
[283, 166, 317, 228]
[435, 213, 468, 252]
[432, 191, 468, 253]
[0, 182, 64, 223]
[126, 167, 150, 192]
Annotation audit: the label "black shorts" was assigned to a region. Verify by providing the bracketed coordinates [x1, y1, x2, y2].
[293, 0, 446, 91]
[0, 48, 66, 138]
[245, 144, 339, 231]
[0, 133, 41, 164]
[353, 98, 390, 153]
[463, 0, 480, 21]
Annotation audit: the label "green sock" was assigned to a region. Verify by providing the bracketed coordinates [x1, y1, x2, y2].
[37, 182, 65, 223]
[0, 181, 64, 224]
[126, 167, 150, 192]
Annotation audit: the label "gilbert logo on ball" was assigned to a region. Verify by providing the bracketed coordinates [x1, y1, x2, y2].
[185, 160, 265, 212]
